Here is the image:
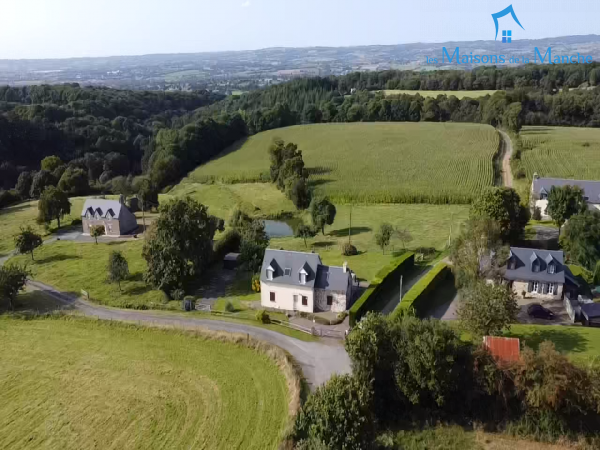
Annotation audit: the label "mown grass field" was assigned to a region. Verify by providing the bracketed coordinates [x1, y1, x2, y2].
[187, 122, 500, 204]
[382, 89, 499, 99]
[0, 316, 288, 450]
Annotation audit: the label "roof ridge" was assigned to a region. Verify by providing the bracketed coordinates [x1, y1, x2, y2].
[266, 248, 320, 256]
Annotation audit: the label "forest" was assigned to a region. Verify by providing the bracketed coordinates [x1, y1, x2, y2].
[1, 63, 600, 209]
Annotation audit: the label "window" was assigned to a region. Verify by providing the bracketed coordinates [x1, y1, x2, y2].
[300, 273, 306, 284]
[266, 268, 273, 281]
[532, 261, 540, 273]
[302, 296, 308, 306]
[532, 281, 539, 293]
[508, 260, 516, 270]
[293, 295, 298, 305]
[284, 268, 291, 276]
[548, 264, 555, 274]
[270, 292, 275, 302]
[549, 283, 555, 295]
[502, 30, 512, 44]
[540, 193, 548, 200]
[327, 295, 333, 306]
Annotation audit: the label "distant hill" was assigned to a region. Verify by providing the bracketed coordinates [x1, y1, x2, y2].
[1, 35, 599, 90]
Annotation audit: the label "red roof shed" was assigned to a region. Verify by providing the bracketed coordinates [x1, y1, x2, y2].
[483, 336, 520, 363]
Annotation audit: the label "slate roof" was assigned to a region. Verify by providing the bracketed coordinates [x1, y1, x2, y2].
[315, 265, 350, 292]
[532, 177, 600, 204]
[505, 247, 565, 284]
[581, 303, 600, 319]
[261, 249, 351, 290]
[81, 199, 126, 219]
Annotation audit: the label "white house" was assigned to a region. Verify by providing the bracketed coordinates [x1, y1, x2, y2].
[81, 199, 138, 236]
[260, 249, 355, 313]
[530, 174, 600, 220]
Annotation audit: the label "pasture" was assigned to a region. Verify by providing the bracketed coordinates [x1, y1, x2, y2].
[0, 316, 289, 450]
[382, 89, 499, 99]
[186, 122, 500, 204]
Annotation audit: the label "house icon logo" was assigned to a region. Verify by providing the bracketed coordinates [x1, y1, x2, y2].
[491, 5, 524, 43]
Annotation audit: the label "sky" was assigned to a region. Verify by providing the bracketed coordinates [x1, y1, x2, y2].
[1, 0, 599, 59]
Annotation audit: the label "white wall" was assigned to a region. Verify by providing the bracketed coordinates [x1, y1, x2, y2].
[534, 199, 550, 220]
[260, 282, 314, 312]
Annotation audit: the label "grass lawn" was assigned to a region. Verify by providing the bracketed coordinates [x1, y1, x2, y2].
[0, 316, 288, 450]
[271, 204, 468, 281]
[186, 122, 499, 204]
[382, 89, 499, 99]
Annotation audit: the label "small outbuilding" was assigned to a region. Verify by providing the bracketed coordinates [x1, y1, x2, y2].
[581, 303, 600, 327]
[483, 336, 521, 364]
[223, 253, 241, 270]
[81, 199, 138, 237]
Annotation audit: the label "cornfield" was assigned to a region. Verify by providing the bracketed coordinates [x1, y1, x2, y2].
[188, 122, 500, 205]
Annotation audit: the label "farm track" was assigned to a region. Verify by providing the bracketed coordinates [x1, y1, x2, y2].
[498, 130, 514, 188]
[26, 280, 352, 389]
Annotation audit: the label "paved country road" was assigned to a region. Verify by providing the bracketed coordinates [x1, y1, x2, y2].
[26, 280, 352, 389]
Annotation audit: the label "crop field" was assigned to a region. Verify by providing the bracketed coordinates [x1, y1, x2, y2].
[187, 123, 500, 204]
[0, 317, 288, 450]
[518, 126, 600, 181]
[382, 89, 499, 99]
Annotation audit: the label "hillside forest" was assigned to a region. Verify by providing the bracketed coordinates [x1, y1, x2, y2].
[1, 63, 600, 209]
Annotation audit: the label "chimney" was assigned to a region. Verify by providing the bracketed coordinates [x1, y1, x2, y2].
[119, 194, 125, 205]
[343, 261, 348, 273]
[533, 172, 540, 180]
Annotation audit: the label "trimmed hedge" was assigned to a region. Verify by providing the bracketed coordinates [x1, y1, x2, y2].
[349, 252, 415, 326]
[391, 262, 450, 318]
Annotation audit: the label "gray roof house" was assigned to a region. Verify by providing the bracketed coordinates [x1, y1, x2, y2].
[260, 249, 355, 313]
[504, 247, 566, 300]
[530, 175, 600, 219]
[81, 199, 138, 237]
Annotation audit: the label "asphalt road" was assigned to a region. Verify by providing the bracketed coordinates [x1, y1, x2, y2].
[27, 280, 352, 389]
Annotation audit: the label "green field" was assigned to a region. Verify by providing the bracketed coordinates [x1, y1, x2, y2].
[186, 122, 500, 204]
[382, 89, 499, 99]
[518, 126, 600, 181]
[0, 316, 288, 450]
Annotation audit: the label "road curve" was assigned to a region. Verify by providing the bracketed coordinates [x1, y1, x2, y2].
[27, 280, 352, 389]
[498, 130, 514, 188]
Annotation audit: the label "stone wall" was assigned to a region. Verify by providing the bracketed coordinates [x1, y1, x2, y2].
[314, 288, 347, 312]
[511, 280, 563, 301]
[82, 218, 121, 236]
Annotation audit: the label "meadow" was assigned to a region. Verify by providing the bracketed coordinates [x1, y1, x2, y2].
[382, 89, 499, 99]
[0, 316, 289, 450]
[186, 122, 500, 204]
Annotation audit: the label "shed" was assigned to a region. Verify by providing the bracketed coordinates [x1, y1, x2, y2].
[483, 336, 520, 363]
[223, 253, 241, 270]
[581, 303, 600, 327]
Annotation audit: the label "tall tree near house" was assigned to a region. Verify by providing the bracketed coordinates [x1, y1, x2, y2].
[239, 220, 270, 273]
[375, 223, 394, 254]
[133, 175, 159, 234]
[295, 224, 317, 248]
[29, 170, 56, 198]
[90, 225, 105, 244]
[310, 197, 337, 235]
[37, 186, 71, 229]
[0, 264, 30, 310]
[14, 226, 43, 261]
[471, 187, 529, 243]
[457, 281, 519, 338]
[107, 251, 129, 293]
[560, 211, 600, 271]
[547, 185, 587, 236]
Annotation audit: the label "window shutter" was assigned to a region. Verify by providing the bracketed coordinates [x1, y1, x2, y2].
[528, 281, 533, 292]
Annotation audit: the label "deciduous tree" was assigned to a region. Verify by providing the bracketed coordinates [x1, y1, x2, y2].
[310, 197, 336, 235]
[375, 222, 394, 254]
[560, 211, 600, 271]
[37, 186, 71, 229]
[295, 223, 317, 248]
[90, 225, 105, 244]
[107, 250, 129, 292]
[547, 185, 587, 235]
[471, 187, 529, 243]
[0, 264, 30, 310]
[14, 226, 43, 260]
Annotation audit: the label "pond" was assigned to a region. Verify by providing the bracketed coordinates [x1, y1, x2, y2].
[263, 219, 300, 238]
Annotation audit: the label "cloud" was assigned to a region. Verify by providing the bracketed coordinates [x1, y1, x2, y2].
[241, 0, 251, 6]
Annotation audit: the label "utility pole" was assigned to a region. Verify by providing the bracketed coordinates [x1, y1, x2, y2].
[448, 212, 454, 248]
[399, 275, 403, 303]
[348, 204, 353, 245]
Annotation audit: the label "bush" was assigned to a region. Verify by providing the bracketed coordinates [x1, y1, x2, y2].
[532, 206, 542, 221]
[171, 289, 185, 301]
[225, 301, 236, 313]
[515, 168, 526, 179]
[349, 252, 415, 326]
[392, 263, 450, 318]
[256, 309, 270, 324]
[251, 273, 261, 292]
[341, 242, 358, 256]
[0, 189, 20, 209]
[71, 218, 82, 226]
[294, 374, 375, 450]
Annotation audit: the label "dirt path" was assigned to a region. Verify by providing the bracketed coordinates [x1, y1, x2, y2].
[498, 130, 514, 188]
[26, 280, 352, 389]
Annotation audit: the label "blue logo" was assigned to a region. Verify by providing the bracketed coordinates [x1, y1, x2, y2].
[491, 5, 524, 43]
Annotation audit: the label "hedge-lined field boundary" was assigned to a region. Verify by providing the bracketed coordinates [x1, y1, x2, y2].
[349, 252, 415, 326]
[391, 262, 451, 318]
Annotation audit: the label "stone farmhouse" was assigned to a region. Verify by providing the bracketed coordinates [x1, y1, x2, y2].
[260, 249, 356, 313]
[530, 174, 600, 220]
[81, 199, 138, 237]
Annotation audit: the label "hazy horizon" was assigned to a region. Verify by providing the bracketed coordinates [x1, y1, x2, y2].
[2, 0, 599, 59]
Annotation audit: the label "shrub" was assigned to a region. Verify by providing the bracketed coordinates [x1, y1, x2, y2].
[71, 218, 82, 226]
[171, 289, 185, 301]
[342, 242, 358, 256]
[251, 274, 261, 292]
[294, 374, 375, 450]
[349, 252, 415, 326]
[532, 206, 542, 221]
[337, 311, 348, 320]
[225, 301, 236, 313]
[256, 310, 270, 324]
[0, 189, 20, 209]
[515, 168, 526, 179]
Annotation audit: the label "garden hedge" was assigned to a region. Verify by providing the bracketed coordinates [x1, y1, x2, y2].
[349, 252, 415, 326]
[391, 262, 450, 318]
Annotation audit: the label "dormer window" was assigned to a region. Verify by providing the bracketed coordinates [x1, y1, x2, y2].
[548, 263, 555, 274]
[266, 268, 273, 281]
[532, 260, 540, 273]
[299, 273, 306, 284]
